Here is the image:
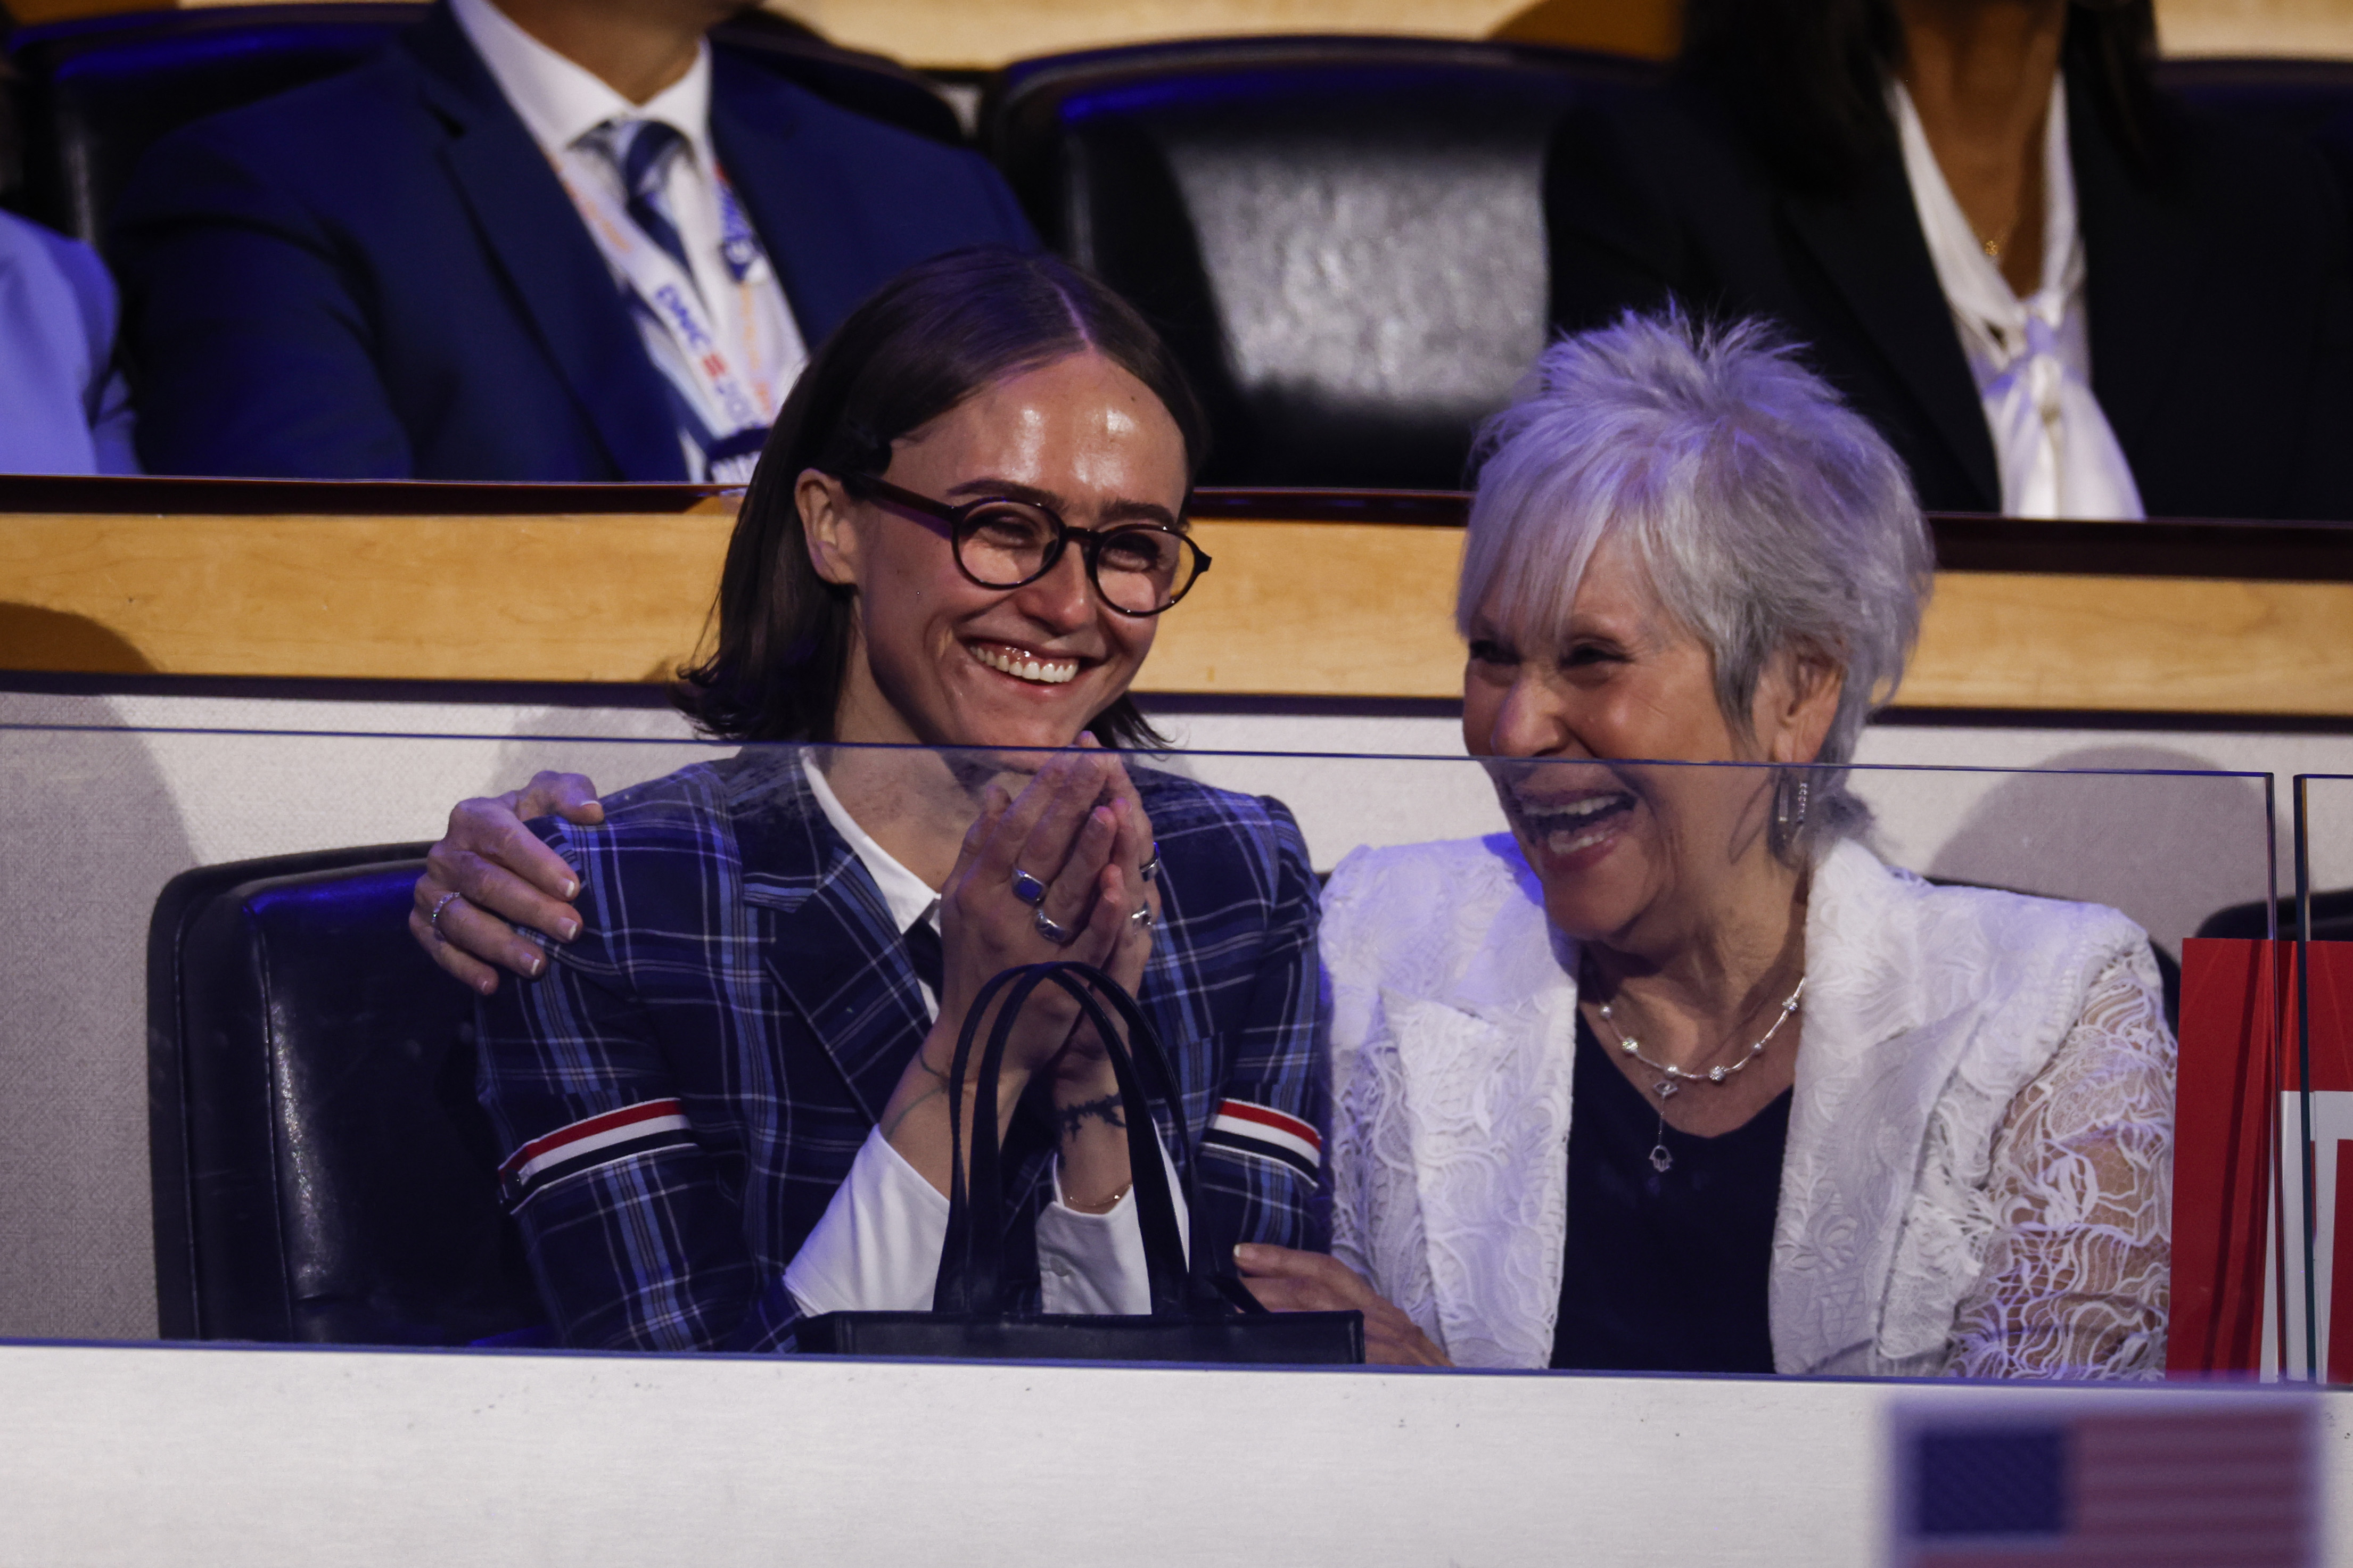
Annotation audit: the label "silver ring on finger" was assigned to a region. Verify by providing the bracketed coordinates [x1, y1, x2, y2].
[1033, 906, 1076, 946]
[1128, 904, 1155, 931]
[1138, 843, 1161, 885]
[428, 890, 464, 940]
[1010, 867, 1048, 906]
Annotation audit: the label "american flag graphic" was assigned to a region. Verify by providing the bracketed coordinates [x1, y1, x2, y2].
[1893, 1404, 2316, 1567]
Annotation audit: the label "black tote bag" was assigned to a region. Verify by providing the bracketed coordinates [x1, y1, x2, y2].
[796, 961, 1362, 1365]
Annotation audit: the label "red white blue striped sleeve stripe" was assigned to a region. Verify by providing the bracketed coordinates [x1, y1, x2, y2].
[497, 1099, 696, 1211]
[1199, 1099, 1321, 1181]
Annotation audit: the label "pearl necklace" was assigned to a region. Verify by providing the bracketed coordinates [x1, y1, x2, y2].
[1591, 976, 1806, 1174]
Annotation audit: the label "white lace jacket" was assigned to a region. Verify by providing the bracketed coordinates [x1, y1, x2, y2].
[1322, 835, 2174, 1378]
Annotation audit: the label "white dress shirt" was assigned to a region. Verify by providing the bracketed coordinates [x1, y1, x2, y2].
[449, 0, 805, 480]
[781, 754, 1183, 1320]
[1894, 78, 2144, 520]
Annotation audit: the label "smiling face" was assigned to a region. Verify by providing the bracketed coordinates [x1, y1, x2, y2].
[1461, 530, 1841, 954]
[801, 351, 1190, 754]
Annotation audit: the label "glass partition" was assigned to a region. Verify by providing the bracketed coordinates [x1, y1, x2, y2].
[2287, 775, 2353, 1382]
[0, 722, 2278, 1382]
[2293, 774, 2353, 947]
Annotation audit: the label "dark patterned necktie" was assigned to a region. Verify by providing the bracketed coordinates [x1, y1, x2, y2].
[593, 118, 694, 282]
[902, 918, 945, 1000]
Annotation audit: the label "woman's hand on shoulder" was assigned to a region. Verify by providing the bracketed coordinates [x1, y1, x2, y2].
[410, 771, 604, 995]
[1235, 1244, 1451, 1368]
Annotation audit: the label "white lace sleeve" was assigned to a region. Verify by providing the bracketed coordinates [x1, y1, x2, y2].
[1945, 946, 2174, 1379]
[1319, 848, 1452, 1349]
[1323, 853, 1397, 1287]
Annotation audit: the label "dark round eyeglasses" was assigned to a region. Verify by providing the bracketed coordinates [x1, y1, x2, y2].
[832, 471, 1211, 617]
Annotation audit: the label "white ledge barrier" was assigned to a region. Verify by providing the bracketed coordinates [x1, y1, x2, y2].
[0, 1340, 2343, 1566]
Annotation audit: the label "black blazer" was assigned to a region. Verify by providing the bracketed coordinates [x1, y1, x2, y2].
[110, 3, 1038, 481]
[1546, 72, 2353, 521]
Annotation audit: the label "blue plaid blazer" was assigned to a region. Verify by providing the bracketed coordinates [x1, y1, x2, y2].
[476, 748, 1329, 1351]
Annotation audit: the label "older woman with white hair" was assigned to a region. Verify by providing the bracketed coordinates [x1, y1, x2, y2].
[1238, 311, 2174, 1378]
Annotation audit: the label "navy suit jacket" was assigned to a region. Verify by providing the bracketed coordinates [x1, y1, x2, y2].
[1548, 72, 2353, 521]
[110, 4, 1038, 480]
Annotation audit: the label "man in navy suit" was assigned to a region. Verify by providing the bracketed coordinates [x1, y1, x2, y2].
[110, 0, 1038, 481]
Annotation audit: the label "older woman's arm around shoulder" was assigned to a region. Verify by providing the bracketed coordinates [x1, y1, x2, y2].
[1947, 945, 2176, 1379]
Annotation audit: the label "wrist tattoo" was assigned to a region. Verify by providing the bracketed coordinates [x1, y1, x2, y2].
[879, 1083, 943, 1142]
[1055, 1093, 1126, 1139]
[880, 1058, 957, 1142]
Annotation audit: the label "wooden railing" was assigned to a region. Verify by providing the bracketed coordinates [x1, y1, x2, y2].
[4, 0, 2337, 69]
[4, 477, 2350, 716]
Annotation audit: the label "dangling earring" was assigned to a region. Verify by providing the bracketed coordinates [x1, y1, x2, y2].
[1773, 774, 1810, 840]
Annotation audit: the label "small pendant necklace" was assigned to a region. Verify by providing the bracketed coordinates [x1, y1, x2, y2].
[1590, 976, 1806, 1174]
[1976, 193, 2025, 265]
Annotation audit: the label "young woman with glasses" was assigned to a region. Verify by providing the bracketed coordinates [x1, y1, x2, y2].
[412, 247, 1354, 1354]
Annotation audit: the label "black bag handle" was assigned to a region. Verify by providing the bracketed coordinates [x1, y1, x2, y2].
[935, 963, 1017, 1313]
[937, 962, 1194, 1315]
[934, 960, 1227, 1317]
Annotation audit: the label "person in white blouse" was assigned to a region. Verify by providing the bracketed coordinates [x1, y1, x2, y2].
[1892, 67, 2137, 519]
[1549, 0, 2353, 522]
[1886, 3, 2140, 521]
[1237, 311, 2176, 1376]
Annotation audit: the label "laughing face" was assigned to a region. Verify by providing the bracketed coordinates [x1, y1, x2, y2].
[1461, 531, 1838, 952]
[802, 351, 1190, 755]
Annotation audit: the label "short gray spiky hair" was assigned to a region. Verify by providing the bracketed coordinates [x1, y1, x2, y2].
[1459, 310, 1934, 852]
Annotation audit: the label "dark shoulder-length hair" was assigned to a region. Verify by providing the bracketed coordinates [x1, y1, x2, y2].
[675, 246, 1208, 748]
[1677, 0, 2166, 194]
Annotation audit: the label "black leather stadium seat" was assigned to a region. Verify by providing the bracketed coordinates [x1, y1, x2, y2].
[2159, 58, 2353, 231]
[989, 37, 1658, 489]
[12, 4, 422, 247]
[147, 844, 543, 1344]
[8, 3, 962, 250]
[2196, 888, 2353, 943]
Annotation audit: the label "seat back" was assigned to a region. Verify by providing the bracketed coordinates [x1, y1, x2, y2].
[2158, 59, 2353, 230]
[8, 2, 961, 250]
[147, 844, 541, 1344]
[2195, 888, 2353, 944]
[991, 38, 1658, 489]
[11, 4, 426, 248]
[713, 9, 965, 148]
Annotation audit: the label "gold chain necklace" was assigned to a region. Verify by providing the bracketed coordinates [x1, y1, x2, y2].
[1590, 976, 1806, 1174]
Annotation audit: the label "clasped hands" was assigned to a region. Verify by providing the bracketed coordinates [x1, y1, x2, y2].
[881, 744, 1162, 1214]
[951, 763, 1446, 1366]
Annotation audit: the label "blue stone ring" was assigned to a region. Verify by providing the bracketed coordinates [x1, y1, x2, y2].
[1010, 868, 1048, 906]
[1033, 906, 1076, 946]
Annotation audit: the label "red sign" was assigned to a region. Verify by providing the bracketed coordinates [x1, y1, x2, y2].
[2170, 938, 2353, 1377]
